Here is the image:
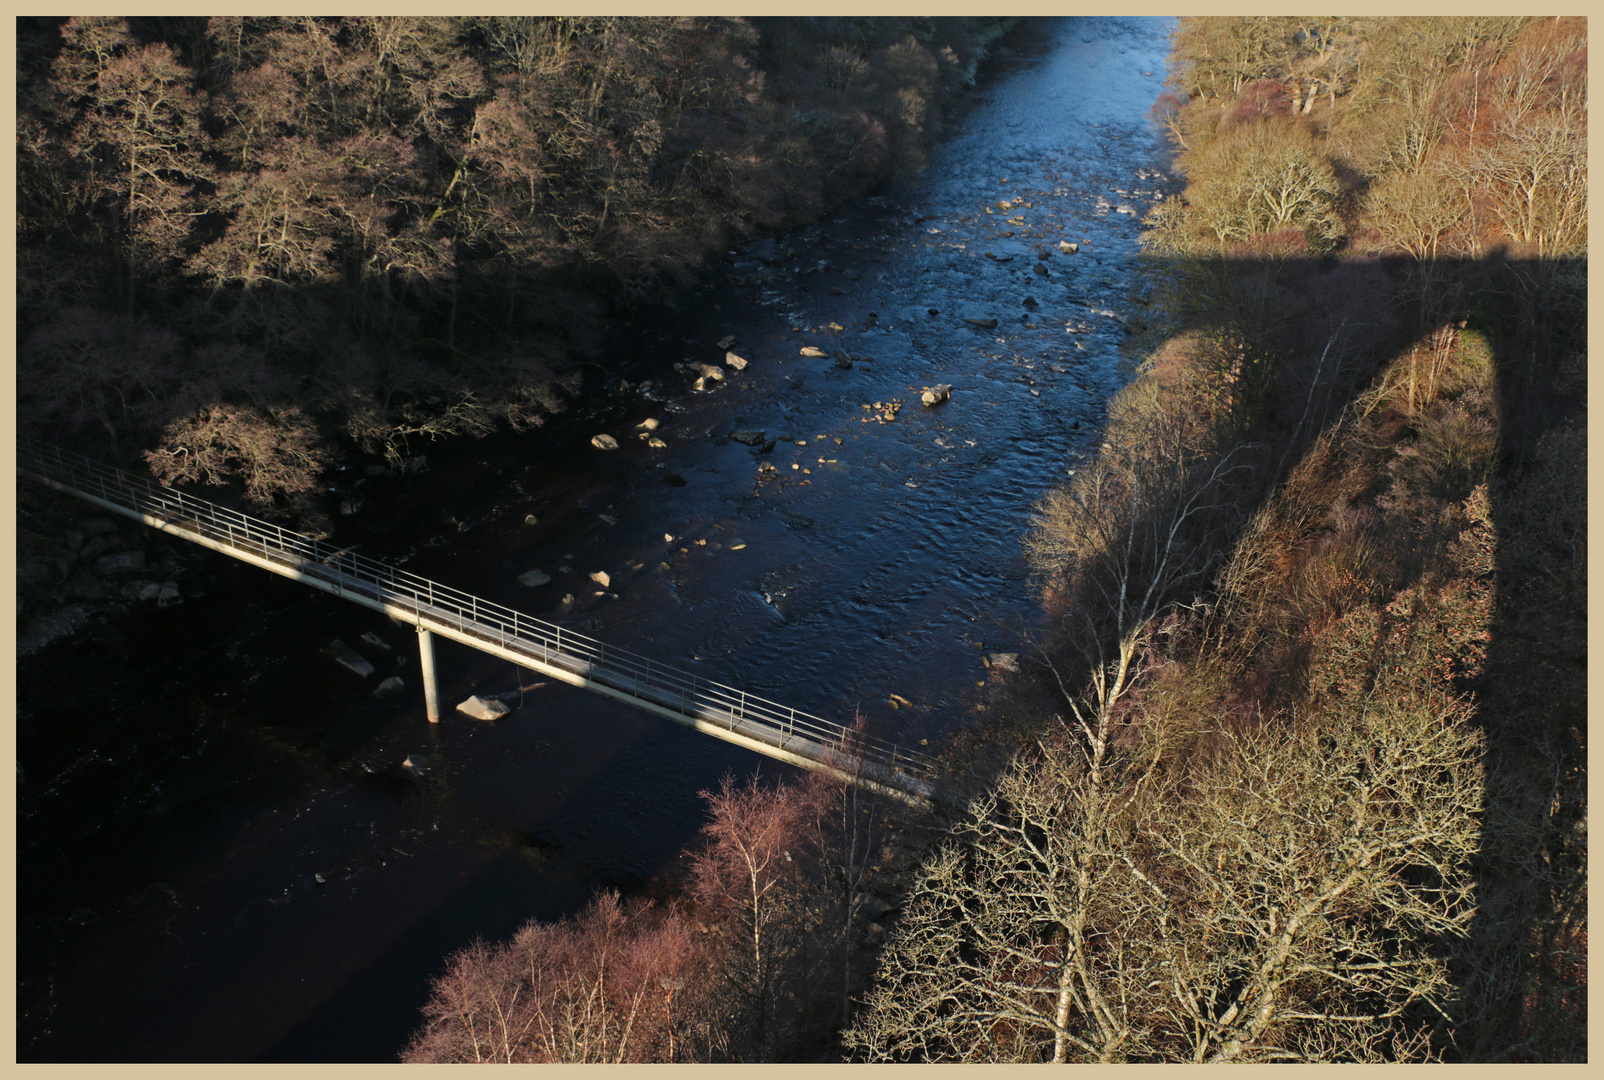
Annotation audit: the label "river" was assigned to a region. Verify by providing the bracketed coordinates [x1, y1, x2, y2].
[16, 16, 1179, 1062]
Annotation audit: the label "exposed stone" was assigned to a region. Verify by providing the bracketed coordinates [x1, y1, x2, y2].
[524, 514, 539, 526]
[591, 433, 620, 451]
[322, 639, 376, 678]
[374, 676, 406, 700]
[728, 538, 747, 550]
[834, 351, 854, 369]
[724, 351, 748, 370]
[518, 568, 553, 587]
[648, 437, 668, 449]
[80, 535, 114, 562]
[402, 752, 427, 770]
[124, 580, 162, 602]
[156, 582, 183, 608]
[635, 417, 661, 431]
[559, 593, 576, 613]
[698, 364, 726, 382]
[360, 631, 393, 652]
[1059, 241, 1079, 253]
[921, 383, 953, 406]
[729, 430, 766, 446]
[983, 652, 1021, 673]
[457, 694, 510, 722]
[717, 334, 736, 349]
[962, 317, 998, 328]
[599, 513, 617, 525]
[97, 551, 145, 574]
[799, 345, 830, 358]
[589, 570, 611, 587]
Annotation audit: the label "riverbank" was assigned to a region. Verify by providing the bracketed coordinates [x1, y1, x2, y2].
[16, 16, 1016, 514]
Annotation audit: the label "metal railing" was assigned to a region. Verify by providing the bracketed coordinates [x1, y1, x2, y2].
[18, 439, 941, 796]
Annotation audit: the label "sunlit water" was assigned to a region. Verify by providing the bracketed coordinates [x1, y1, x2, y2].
[16, 17, 1179, 1061]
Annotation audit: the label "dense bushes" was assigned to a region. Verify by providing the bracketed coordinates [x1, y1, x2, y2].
[16, 15, 997, 507]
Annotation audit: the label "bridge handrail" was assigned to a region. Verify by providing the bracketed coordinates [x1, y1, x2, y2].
[17, 440, 940, 788]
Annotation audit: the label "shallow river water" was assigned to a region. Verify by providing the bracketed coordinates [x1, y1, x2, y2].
[17, 17, 1179, 1061]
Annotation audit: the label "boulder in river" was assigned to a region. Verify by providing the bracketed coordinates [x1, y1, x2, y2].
[322, 639, 376, 678]
[156, 582, 183, 608]
[834, 351, 854, 369]
[457, 694, 510, 722]
[648, 437, 668, 449]
[589, 570, 610, 587]
[921, 384, 953, 406]
[360, 631, 392, 652]
[97, 551, 145, 574]
[1059, 241, 1079, 253]
[591, 434, 620, 451]
[729, 430, 766, 446]
[983, 652, 1021, 673]
[698, 364, 726, 382]
[125, 580, 161, 602]
[724, 351, 749, 370]
[374, 676, 406, 700]
[636, 417, 661, 431]
[518, 569, 552, 587]
[717, 334, 736, 349]
[963, 317, 999, 329]
[799, 345, 829, 358]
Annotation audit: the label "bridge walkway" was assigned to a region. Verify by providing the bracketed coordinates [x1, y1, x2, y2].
[18, 442, 943, 805]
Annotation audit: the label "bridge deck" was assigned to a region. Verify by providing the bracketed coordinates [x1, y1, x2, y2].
[18, 442, 942, 805]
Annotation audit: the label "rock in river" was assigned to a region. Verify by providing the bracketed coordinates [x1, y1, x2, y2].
[374, 676, 406, 700]
[921, 383, 953, 406]
[589, 570, 610, 587]
[962, 317, 999, 329]
[518, 569, 552, 587]
[591, 433, 619, 451]
[799, 345, 830, 358]
[729, 430, 767, 446]
[457, 694, 510, 722]
[322, 639, 376, 678]
[983, 652, 1021, 673]
[724, 351, 749, 370]
[97, 551, 145, 574]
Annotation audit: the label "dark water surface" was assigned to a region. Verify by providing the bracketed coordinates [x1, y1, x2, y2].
[16, 17, 1179, 1061]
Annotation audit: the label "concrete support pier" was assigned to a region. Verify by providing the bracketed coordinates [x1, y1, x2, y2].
[418, 627, 440, 723]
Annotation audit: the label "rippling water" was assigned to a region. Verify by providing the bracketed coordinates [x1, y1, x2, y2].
[16, 17, 1179, 1061]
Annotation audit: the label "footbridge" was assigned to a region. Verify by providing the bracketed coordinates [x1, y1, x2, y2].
[18, 442, 943, 806]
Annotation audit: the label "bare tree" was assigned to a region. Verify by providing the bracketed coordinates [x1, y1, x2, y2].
[845, 686, 1484, 1062]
